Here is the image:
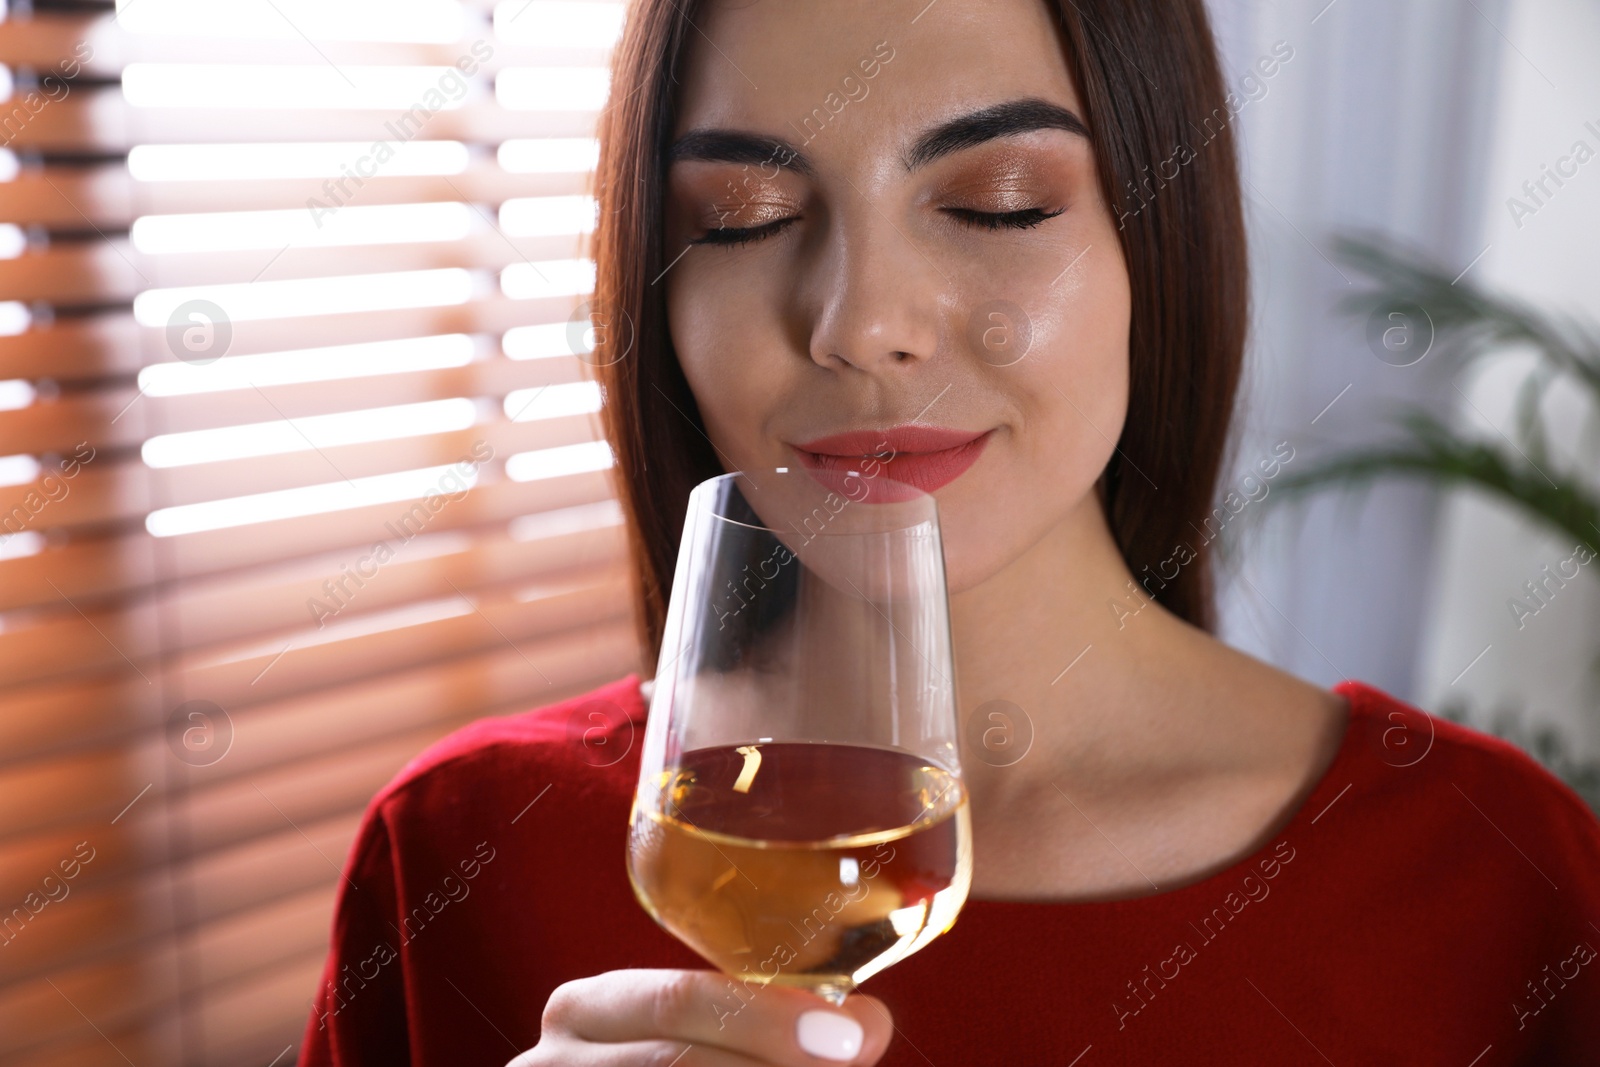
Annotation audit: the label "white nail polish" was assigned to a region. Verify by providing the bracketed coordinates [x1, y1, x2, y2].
[796, 1009, 864, 1062]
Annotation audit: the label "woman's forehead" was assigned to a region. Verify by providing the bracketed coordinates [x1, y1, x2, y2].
[672, 0, 1079, 139]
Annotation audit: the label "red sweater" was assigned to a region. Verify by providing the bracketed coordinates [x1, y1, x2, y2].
[299, 674, 1600, 1065]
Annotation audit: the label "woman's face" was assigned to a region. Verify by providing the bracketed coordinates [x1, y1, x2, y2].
[664, 0, 1131, 594]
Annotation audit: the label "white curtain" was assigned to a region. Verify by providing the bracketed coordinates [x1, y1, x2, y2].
[1202, 0, 1510, 699]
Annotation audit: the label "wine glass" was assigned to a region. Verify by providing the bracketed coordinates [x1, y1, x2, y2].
[626, 467, 971, 1007]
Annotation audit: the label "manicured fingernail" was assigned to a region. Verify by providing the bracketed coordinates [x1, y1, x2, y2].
[796, 1009, 863, 1061]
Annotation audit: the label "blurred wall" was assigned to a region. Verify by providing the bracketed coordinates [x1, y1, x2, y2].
[1416, 0, 1600, 756]
[1206, 0, 1600, 758]
[1204, 0, 1509, 697]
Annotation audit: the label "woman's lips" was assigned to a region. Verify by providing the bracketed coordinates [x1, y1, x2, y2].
[790, 425, 993, 500]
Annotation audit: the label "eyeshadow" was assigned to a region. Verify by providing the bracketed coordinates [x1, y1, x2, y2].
[935, 150, 1059, 210]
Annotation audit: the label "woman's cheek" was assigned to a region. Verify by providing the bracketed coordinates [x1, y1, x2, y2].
[667, 287, 780, 469]
[1039, 244, 1132, 436]
[992, 244, 1132, 514]
[1015, 337, 1122, 499]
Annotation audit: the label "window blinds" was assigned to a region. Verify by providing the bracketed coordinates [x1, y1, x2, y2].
[0, 1, 637, 1063]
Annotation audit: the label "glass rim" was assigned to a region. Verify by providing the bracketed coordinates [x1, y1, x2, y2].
[690, 469, 941, 538]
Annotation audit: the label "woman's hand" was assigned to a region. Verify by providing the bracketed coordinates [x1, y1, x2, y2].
[506, 968, 895, 1066]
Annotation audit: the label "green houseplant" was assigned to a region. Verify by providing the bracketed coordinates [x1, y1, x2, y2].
[1269, 232, 1600, 810]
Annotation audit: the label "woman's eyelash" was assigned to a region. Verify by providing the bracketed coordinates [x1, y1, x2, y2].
[688, 217, 795, 247]
[944, 206, 1067, 230]
[687, 205, 1066, 247]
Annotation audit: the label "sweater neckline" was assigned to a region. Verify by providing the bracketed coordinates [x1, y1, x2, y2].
[965, 682, 1370, 912]
[623, 674, 1374, 913]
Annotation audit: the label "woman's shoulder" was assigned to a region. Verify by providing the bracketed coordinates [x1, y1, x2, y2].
[355, 672, 649, 841]
[1329, 679, 1600, 879]
[1336, 681, 1593, 809]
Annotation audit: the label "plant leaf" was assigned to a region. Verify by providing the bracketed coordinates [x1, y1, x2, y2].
[1275, 410, 1600, 557]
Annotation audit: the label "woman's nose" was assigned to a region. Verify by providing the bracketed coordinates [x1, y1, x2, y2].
[803, 206, 944, 374]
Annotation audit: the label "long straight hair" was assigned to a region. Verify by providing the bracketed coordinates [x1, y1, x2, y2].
[588, 0, 1248, 668]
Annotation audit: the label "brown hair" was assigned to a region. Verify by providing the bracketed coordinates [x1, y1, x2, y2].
[589, 0, 1247, 667]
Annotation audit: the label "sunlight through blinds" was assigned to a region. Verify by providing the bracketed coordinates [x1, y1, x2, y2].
[0, 1, 638, 1062]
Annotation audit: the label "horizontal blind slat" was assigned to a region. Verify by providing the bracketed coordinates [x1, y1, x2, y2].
[0, 632, 635, 983]
[0, 541, 631, 769]
[0, 230, 590, 303]
[2, 163, 589, 228]
[0, 475, 620, 639]
[0, 535, 627, 688]
[0, 601, 634, 813]
[0, 727, 449, 922]
[4, 91, 600, 150]
[0, 885, 334, 1057]
[0, 413, 602, 538]
[0, 943, 182, 1060]
[0, 355, 593, 455]
[1, 1, 635, 1059]
[0, 295, 584, 379]
[0, 22, 610, 73]
[1, 484, 617, 621]
[0, 813, 358, 987]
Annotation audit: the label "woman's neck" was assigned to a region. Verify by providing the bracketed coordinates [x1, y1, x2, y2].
[947, 494, 1354, 900]
[948, 493, 1224, 807]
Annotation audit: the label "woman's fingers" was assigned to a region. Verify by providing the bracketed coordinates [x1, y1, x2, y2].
[509, 1037, 771, 1067]
[540, 969, 895, 1066]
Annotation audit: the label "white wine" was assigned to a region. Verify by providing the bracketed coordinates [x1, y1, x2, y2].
[627, 741, 972, 1003]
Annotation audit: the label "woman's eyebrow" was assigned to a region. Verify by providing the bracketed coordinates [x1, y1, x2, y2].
[666, 97, 1087, 179]
[665, 130, 817, 179]
[902, 98, 1090, 170]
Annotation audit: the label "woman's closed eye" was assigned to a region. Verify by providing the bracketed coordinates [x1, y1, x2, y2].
[688, 217, 798, 247]
[686, 205, 1067, 247]
[943, 205, 1067, 231]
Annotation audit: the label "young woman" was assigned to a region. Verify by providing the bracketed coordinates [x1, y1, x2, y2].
[301, 1, 1600, 1064]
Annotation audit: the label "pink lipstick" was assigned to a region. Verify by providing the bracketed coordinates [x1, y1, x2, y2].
[791, 425, 993, 500]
